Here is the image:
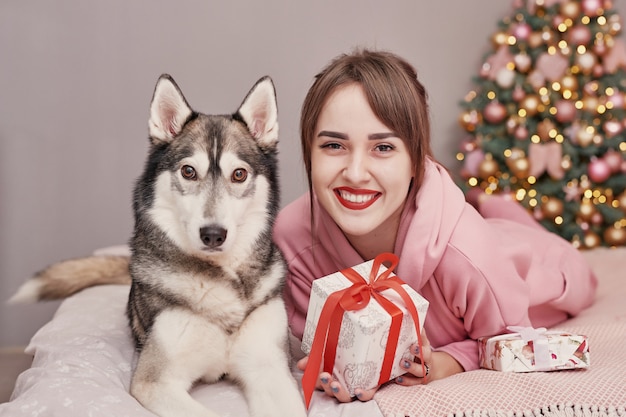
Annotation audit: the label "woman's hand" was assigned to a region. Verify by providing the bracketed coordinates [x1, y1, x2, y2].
[394, 331, 464, 385]
[297, 356, 380, 402]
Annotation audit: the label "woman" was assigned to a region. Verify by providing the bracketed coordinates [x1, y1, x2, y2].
[273, 49, 597, 402]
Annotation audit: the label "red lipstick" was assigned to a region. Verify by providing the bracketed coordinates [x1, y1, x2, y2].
[334, 187, 380, 210]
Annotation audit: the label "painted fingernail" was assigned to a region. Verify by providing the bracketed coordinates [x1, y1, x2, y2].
[414, 345, 420, 354]
[396, 376, 404, 383]
[403, 360, 411, 368]
[355, 390, 363, 399]
[331, 384, 339, 393]
[321, 376, 329, 384]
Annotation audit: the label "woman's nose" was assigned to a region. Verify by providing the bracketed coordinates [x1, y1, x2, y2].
[343, 154, 370, 183]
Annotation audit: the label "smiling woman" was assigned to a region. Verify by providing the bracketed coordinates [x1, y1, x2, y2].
[273, 48, 598, 405]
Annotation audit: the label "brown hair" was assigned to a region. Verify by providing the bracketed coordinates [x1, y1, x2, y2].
[300, 48, 434, 195]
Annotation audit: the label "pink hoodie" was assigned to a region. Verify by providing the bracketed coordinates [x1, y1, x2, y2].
[273, 159, 597, 371]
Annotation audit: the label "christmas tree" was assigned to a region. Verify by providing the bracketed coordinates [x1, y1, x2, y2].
[458, 0, 626, 249]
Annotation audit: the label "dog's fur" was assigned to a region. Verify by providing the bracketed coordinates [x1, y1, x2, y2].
[11, 75, 307, 417]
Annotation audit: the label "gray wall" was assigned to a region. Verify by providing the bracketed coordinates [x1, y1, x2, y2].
[2, 1, 624, 348]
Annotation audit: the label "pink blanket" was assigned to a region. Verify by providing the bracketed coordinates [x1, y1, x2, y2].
[373, 247, 626, 417]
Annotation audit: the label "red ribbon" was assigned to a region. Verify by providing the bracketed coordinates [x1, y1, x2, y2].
[301, 253, 425, 408]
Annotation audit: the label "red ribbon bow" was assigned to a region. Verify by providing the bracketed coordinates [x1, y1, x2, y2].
[301, 253, 425, 408]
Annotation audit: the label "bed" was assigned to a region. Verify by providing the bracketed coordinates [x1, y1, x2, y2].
[1, 247, 625, 417]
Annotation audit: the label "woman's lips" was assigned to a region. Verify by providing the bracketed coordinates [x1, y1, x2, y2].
[334, 187, 381, 210]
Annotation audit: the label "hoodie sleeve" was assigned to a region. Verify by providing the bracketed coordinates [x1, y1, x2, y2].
[420, 206, 535, 371]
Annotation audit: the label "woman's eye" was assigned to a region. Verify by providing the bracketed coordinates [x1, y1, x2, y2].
[321, 142, 343, 150]
[375, 144, 394, 152]
[181, 165, 197, 180]
[232, 168, 248, 183]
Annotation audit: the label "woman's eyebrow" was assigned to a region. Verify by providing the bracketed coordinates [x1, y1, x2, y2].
[369, 132, 398, 140]
[317, 130, 347, 139]
[317, 131, 398, 140]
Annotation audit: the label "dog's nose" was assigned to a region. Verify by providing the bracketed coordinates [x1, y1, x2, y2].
[199, 225, 227, 248]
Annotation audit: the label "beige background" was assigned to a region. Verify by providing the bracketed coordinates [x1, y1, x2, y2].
[2, 0, 625, 348]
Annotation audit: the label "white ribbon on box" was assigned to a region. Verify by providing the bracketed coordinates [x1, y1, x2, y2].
[506, 326, 551, 371]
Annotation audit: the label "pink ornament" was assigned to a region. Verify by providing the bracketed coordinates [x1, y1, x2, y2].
[553, 15, 566, 30]
[459, 137, 477, 153]
[496, 68, 516, 89]
[603, 149, 623, 173]
[588, 158, 612, 183]
[513, 22, 532, 41]
[603, 38, 626, 74]
[607, 91, 625, 109]
[603, 119, 623, 137]
[480, 63, 490, 78]
[593, 64, 604, 78]
[485, 46, 515, 80]
[555, 100, 577, 123]
[536, 52, 569, 82]
[463, 149, 485, 177]
[515, 125, 529, 140]
[512, 85, 526, 102]
[582, 0, 602, 16]
[621, 160, 626, 174]
[483, 101, 507, 124]
[514, 53, 532, 73]
[591, 212, 604, 226]
[568, 25, 592, 46]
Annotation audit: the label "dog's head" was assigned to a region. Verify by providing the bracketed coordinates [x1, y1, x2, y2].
[134, 75, 280, 262]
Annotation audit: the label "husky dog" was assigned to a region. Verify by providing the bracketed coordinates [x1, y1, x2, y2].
[11, 75, 307, 417]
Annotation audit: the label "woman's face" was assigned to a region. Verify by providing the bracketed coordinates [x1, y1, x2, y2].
[311, 83, 414, 246]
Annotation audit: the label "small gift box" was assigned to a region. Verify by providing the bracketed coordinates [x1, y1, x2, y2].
[478, 326, 590, 372]
[300, 253, 429, 407]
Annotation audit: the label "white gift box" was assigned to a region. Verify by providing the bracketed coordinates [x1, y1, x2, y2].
[478, 326, 590, 372]
[301, 257, 429, 396]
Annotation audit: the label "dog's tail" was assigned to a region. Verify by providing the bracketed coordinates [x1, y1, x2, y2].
[9, 256, 131, 303]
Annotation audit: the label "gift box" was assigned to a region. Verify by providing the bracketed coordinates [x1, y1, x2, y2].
[478, 326, 590, 372]
[300, 253, 429, 406]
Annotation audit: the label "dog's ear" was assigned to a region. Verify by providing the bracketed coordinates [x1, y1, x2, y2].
[236, 76, 278, 149]
[149, 74, 193, 144]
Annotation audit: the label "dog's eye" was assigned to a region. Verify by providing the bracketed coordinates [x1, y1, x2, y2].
[232, 168, 248, 183]
[181, 165, 197, 180]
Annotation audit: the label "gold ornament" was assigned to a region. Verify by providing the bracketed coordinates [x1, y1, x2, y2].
[541, 28, 556, 46]
[514, 53, 532, 73]
[478, 154, 499, 179]
[520, 94, 541, 116]
[608, 14, 622, 36]
[578, 199, 597, 221]
[459, 110, 482, 132]
[583, 231, 602, 249]
[510, 156, 530, 178]
[576, 125, 595, 147]
[506, 117, 517, 134]
[561, 74, 579, 92]
[582, 95, 600, 113]
[528, 31, 544, 48]
[541, 197, 564, 219]
[604, 225, 626, 246]
[561, 1, 581, 19]
[492, 31, 509, 47]
[561, 155, 573, 171]
[576, 52, 597, 74]
[616, 190, 626, 212]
